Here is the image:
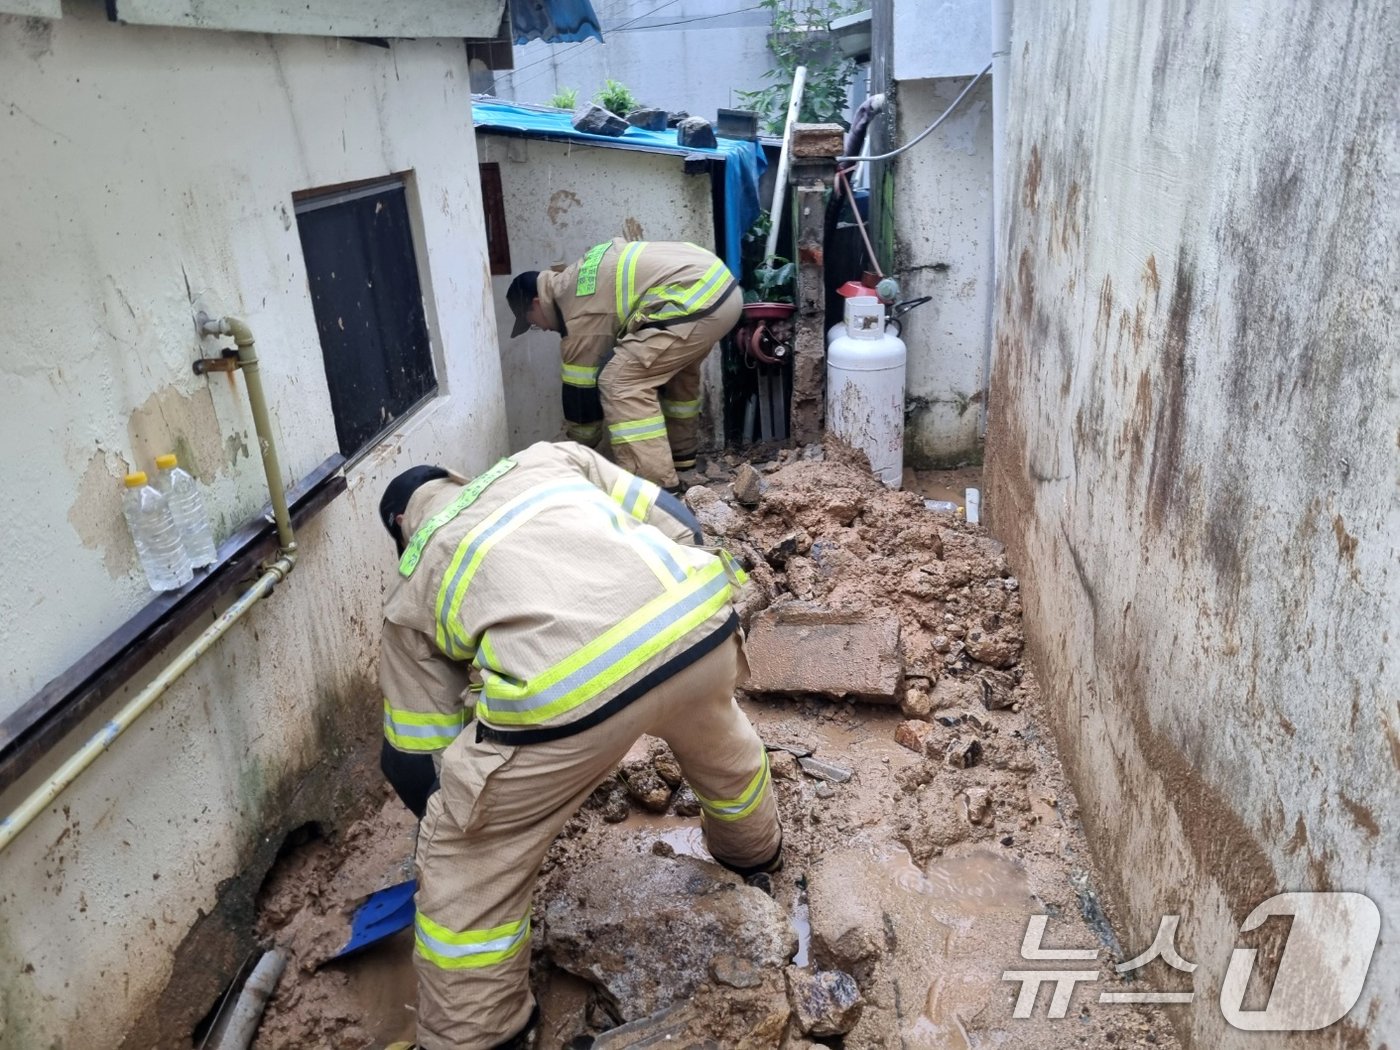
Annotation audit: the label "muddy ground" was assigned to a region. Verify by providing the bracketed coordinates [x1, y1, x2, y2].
[245, 442, 1184, 1050]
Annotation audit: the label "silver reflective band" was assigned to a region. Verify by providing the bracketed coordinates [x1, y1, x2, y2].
[484, 571, 729, 713]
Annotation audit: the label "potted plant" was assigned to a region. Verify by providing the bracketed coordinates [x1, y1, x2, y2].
[743, 255, 796, 318]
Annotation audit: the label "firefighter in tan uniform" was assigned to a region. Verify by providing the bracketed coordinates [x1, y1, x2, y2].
[505, 239, 742, 491]
[376, 441, 782, 1050]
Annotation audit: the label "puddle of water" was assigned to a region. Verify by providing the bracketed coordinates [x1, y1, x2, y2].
[903, 467, 984, 508]
[882, 846, 1032, 922]
[655, 825, 712, 861]
[791, 898, 811, 966]
[627, 813, 715, 862]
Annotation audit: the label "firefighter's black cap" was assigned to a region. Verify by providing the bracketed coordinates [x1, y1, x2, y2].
[380, 465, 450, 552]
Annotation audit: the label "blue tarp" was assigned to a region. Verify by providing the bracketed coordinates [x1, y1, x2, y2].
[472, 99, 768, 279]
[510, 0, 603, 45]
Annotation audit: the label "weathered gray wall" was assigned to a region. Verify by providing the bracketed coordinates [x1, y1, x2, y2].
[891, 75, 993, 467]
[494, 0, 776, 120]
[986, 1, 1397, 1047]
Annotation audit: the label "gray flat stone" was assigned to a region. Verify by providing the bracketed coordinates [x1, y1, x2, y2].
[625, 107, 668, 131]
[744, 603, 902, 701]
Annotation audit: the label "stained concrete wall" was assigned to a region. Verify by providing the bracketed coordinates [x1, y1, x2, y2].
[477, 133, 718, 449]
[890, 0, 987, 80]
[986, 1, 1398, 1047]
[890, 75, 994, 467]
[494, 0, 776, 121]
[0, 9, 506, 1047]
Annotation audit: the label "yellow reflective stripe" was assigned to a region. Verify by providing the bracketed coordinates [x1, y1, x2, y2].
[610, 473, 659, 522]
[433, 479, 596, 657]
[415, 911, 531, 970]
[609, 474, 630, 505]
[615, 242, 646, 327]
[693, 751, 771, 822]
[383, 699, 465, 751]
[640, 260, 731, 321]
[399, 458, 517, 578]
[718, 548, 750, 587]
[566, 421, 603, 443]
[587, 498, 685, 588]
[660, 398, 701, 419]
[478, 561, 730, 725]
[478, 632, 500, 670]
[608, 414, 668, 445]
[562, 362, 600, 388]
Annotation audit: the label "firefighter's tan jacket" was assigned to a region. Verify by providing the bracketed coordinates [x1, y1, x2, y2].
[538, 238, 737, 413]
[379, 441, 741, 751]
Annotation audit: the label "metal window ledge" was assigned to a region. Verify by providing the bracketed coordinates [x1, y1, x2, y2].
[0, 455, 347, 795]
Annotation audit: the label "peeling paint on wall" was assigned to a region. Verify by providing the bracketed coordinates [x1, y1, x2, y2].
[68, 447, 138, 579]
[127, 383, 227, 483]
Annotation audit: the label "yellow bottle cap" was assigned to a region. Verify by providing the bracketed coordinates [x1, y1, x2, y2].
[155, 453, 177, 470]
[124, 472, 148, 487]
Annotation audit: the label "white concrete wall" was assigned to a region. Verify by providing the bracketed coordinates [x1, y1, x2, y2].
[891, 0, 988, 80]
[0, 8, 506, 1047]
[986, 1, 1398, 1047]
[890, 75, 994, 466]
[494, 0, 777, 122]
[477, 133, 718, 449]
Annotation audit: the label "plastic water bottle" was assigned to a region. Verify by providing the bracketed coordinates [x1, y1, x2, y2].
[155, 453, 217, 568]
[123, 472, 193, 591]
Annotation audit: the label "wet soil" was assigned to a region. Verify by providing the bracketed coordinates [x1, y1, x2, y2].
[247, 442, 1181, 1050]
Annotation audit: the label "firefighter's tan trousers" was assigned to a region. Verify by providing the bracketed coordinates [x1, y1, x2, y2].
[599, 293, 742, 489]
[411, 633, 781, 1049]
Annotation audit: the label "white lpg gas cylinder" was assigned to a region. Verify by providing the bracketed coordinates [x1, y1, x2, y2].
[826, 302, 906, 487]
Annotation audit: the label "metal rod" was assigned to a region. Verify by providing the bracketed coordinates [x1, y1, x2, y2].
[0, 555, 295, 853]
[837, 169, 884, 280]
[764, 65, 807, 263]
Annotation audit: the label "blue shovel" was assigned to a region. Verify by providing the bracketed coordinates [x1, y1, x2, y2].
[331, 879, 417, 960]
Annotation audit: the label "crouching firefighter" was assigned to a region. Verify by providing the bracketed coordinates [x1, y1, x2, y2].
[505, 239, 742, 492]
[377, 441, 782, 1050]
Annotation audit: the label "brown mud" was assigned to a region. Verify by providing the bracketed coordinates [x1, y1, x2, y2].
[248, 441, 1182, 1050]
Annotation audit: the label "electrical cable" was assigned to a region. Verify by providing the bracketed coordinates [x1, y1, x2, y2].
[612, 5, 764, 31]
[837, 63, 991, 163]
[506, 0, 686, 79]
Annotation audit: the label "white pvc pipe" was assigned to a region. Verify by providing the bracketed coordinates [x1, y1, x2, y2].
[213, 949, 288, 1050]
[764, 65, 808, 263]
[986, 0, 1012, 438]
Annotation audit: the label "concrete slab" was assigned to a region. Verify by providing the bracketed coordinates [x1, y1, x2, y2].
[744, 603, 902, 701]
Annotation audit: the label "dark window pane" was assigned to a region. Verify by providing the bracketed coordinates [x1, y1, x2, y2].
[480, 163, 512, 276]
[296, 183, 437, 457]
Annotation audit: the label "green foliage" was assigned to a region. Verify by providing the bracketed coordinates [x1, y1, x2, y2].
[548, 86, 579, 109]
[595, 78, 641, 116]
[750, 258, 796, 303]
[739, 212, 795, 303]
[737, 0, 859, 134]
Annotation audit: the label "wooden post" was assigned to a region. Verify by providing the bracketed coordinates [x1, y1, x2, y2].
[787, 123, 843, 444]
